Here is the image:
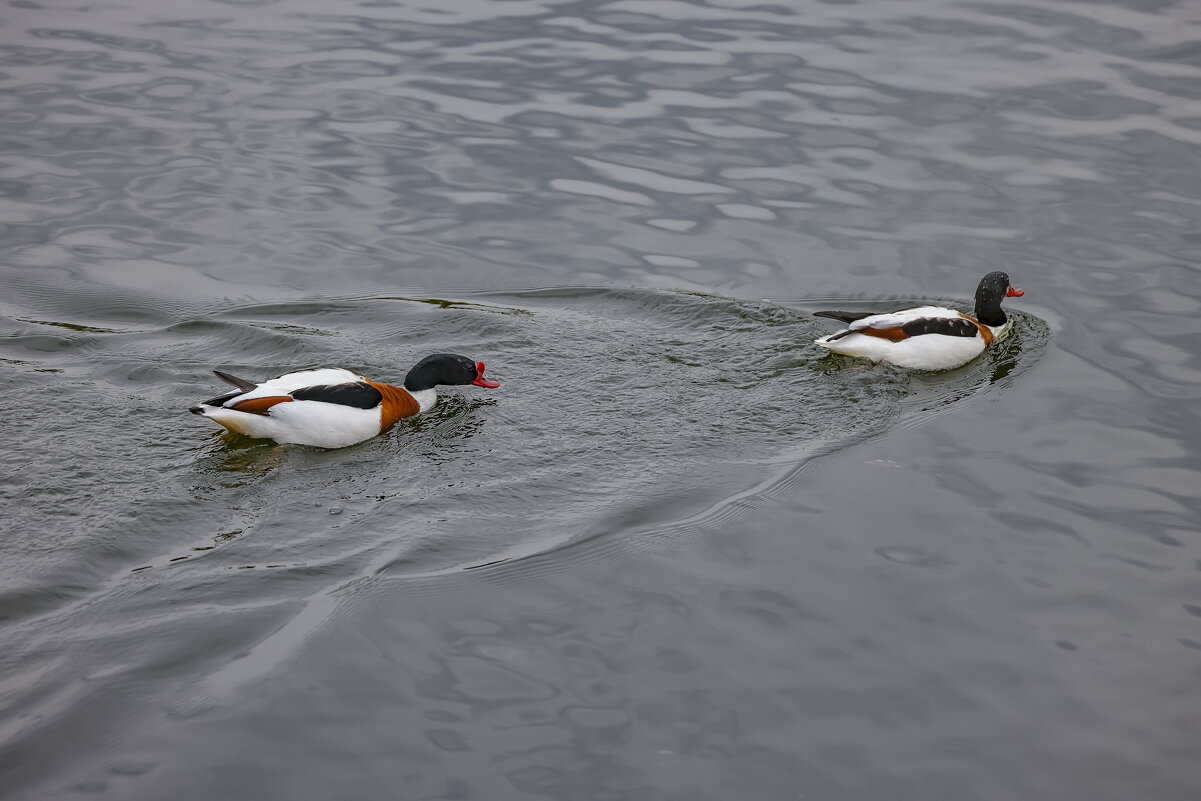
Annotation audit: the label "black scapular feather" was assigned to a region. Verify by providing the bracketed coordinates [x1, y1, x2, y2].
[902, 317, 978, 338]
[291, 382, 383, 409]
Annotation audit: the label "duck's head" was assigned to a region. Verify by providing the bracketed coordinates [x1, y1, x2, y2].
[974, 271, 1024, 325]
[404, 354, 500, 392]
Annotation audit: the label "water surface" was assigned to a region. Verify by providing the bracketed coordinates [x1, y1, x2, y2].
[2, 0, 1200, 799]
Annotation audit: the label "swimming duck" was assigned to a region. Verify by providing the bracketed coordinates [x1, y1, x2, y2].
[190, 353, 500, 448]
[813, 271, 1025, 370]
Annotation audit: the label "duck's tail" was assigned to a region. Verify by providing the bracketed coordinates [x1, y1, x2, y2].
[814, 311, 872, 345]
[189, 369, 255, 415]
[213, 370, 257, 392]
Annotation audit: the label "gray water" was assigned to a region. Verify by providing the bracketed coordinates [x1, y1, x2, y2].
[2, 0, 1200, 799]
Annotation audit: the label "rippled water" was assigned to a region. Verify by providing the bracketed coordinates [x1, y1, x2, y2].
[2, 0, 1200, 799]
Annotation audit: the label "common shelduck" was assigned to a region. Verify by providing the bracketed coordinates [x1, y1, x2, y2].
[813, 271, 1025, 371]
[190, 353, 500, 448]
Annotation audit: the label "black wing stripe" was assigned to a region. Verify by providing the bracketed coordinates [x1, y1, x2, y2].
[291, 382, 382, 409]
[901, 317, 979, 338]
[201, 390, 243, 407]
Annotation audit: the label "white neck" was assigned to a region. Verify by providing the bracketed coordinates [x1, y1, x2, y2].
[408, 387, 437, 413]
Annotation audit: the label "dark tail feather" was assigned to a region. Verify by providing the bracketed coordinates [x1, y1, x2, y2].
[213, 370, 257, 392]
[814, 310, 875, 324]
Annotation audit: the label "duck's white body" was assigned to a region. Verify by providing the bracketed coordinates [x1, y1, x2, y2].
[193, 368, 437, 449]
[813, 272, 1025, 371]
[192, 355, 497, 448]
[815, 306, 1012, 371]
[203, 398, 380, 449]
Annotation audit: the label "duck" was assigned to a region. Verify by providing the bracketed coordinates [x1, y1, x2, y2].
[813, 271, 1025, 370]
[189, 353, 500, 448]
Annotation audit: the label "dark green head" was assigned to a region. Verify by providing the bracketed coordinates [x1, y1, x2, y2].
[403, 354, 500, 392]
[973, 272, 1024, 326]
